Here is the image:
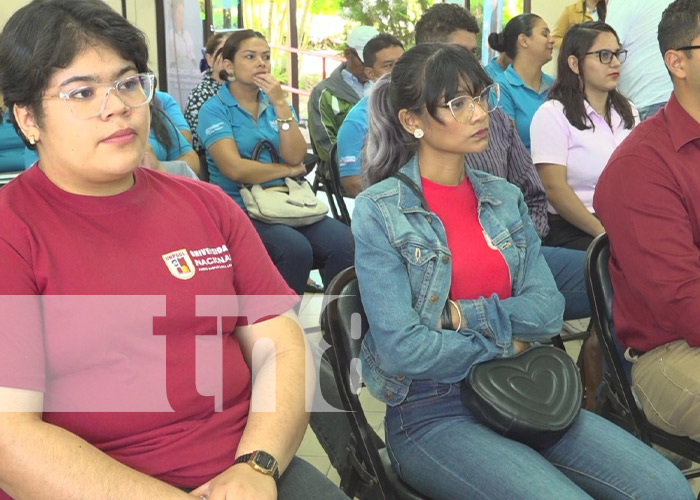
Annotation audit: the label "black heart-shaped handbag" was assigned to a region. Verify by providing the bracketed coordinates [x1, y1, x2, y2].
[460, 345, 582, 450]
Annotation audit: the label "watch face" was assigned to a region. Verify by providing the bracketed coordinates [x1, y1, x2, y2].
[280, 121, 291, 131]
[253, 451, 277, 470]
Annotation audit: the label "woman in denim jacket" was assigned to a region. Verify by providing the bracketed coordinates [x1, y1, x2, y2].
[352, 43, 693, 500]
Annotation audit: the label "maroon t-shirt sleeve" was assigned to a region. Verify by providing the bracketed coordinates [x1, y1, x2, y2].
[213, 189, 299, 325]
[0, 236, 46, 391]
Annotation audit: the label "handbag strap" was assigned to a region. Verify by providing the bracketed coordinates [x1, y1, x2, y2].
[213, 93, 282, 165]
[393, 172, 430, 212]
[251, 139, 281, 163]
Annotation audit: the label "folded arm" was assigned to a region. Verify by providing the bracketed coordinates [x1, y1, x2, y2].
[353, 195, 507, 383]
[454, 191, 564, 342]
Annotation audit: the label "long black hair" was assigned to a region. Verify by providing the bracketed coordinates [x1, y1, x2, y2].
[362, 43, 492, 187]
[548, 21, 635, 131]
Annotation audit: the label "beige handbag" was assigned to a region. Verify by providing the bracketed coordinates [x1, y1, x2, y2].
[240, 140, 328, 227]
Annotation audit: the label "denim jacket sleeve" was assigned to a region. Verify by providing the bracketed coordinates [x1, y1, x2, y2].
[353, 194, 506, 383]
[455, 189, 564, 342]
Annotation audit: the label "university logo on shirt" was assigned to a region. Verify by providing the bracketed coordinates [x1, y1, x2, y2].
[162, 249, 196, 280]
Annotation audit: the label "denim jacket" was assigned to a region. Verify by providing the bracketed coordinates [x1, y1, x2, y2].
[352, 156, 564, 406]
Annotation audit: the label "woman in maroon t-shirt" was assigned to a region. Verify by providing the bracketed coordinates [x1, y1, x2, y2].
[0, 1, 347, 500]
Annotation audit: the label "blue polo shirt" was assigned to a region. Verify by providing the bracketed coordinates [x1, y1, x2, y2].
[0, 115, 25, 172]
[151, 90, 193, 161]
[495, 65, 554, 151]
[337, 96, 369, 178]
[155, 90, 190, 132]
[197, 83, 298, 210]
[484, 57, 505, 81]
[148, 124, 192, 162]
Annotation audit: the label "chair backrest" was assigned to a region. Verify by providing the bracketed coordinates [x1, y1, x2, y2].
[321, 266, 422, 500]
[315, 143, 351, 225]
[585, 233, 648, 438]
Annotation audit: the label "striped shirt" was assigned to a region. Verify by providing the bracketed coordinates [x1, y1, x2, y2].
[466, 108, 549, 238]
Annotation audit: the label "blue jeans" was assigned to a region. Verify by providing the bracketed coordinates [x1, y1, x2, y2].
[541, 246, 590, 320]
[386, 380, 694, 500]
[251, 216, 354, 295]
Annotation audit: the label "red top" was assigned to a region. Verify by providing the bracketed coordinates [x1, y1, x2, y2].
[422, 176, 511, 301]
[0, 166, 297, 491]
[594, 93, 700, 350]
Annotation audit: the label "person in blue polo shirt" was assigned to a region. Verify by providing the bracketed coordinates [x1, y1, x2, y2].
[0, 95, 24, 172]
[490, 14, 555, 150]
[337, 33, 404, 198]
[197, 29, 354, 297]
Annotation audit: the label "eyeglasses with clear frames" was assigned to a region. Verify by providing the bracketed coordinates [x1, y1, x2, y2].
[437, 83, 500, 124]
[585, 49, 628, 64]
[43, 72, 155, 119]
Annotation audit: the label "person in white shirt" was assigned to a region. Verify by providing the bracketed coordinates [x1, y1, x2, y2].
[531, 21, 638, 251]
[605, 0, 673, 119]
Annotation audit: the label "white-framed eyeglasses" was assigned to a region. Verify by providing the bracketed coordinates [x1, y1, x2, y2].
[44, 72, 155, 119]
[437, 83, 500, 124]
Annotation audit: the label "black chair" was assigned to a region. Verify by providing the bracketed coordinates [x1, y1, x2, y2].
[312, 143, 351, 226]
[320, 266, 431, 500]
[585, 232, 700, 481]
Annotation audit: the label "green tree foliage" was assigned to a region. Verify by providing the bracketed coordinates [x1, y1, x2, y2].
[311, 0, 341, 15]
[340, 0, 435, 48]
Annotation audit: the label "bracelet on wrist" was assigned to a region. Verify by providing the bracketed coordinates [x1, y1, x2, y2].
[449, 299, 463, 330]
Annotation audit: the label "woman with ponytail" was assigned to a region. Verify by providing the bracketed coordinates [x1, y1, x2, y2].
[489, 13, 554, 151]
[531, 21, 637, 251]
[553, 0, 609, 48]
[352, 41, 691, 500]
[197, 29, 353, 296]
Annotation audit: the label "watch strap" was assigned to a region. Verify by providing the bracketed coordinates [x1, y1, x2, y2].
[234, 451, 280, 481]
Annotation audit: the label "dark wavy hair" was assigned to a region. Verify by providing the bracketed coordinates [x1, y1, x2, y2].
[488, 13, 542, 60]
[0, 0, 150, 149]
[362, 43, 492, 187]
[415, 3, 479, 45]
[548, 21, 635, 131]
[218, 29, 266, 81]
